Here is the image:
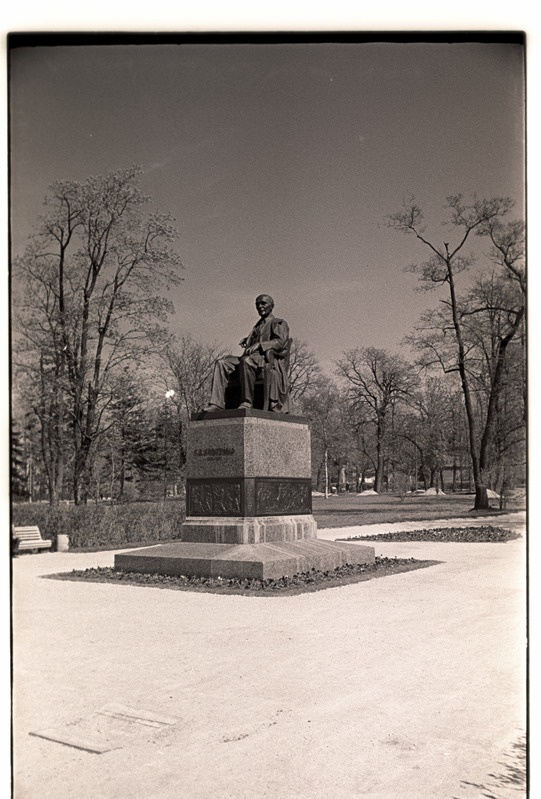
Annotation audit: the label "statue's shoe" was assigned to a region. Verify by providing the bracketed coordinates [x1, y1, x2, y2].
[202, 403, 223, 412]
[237, 402, 252, 409]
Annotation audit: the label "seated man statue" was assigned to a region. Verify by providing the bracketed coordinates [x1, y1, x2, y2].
[204, 294, 290, 413]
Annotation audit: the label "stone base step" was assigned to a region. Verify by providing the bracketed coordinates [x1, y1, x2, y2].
[114, 539, 375, 582]
[181, 514, 317, 545]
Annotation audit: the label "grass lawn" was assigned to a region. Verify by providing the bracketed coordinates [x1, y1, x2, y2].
[313, 492, 525, 529]
[12, 491, 524, 551]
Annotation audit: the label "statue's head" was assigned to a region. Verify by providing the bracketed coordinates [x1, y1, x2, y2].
[255, 294, 274, 318]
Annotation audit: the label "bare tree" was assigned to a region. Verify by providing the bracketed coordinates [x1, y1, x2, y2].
[287, 338, 322, 407]
[388, 194, 525, 509]
[335, 347, 417, 493]
[397, 377, 458, 491]
[158, 334, 226, 418]
[151, 333, 228, 471]
[13, 166, 183, 503]
[302, 377, 345, 497]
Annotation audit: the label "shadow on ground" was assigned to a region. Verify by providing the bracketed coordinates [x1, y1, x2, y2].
[453, 735, 527, 798]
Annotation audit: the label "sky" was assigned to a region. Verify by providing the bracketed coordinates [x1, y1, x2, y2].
[8, 35, 525, 372]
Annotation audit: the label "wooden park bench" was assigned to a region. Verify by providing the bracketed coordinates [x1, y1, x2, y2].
[11, 525, 52, 555]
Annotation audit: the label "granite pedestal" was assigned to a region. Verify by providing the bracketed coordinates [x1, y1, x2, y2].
[115, 409, 375, 580]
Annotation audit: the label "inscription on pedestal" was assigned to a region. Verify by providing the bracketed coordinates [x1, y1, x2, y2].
[187, 414, 311, 479]
[194, 447, 235, 459]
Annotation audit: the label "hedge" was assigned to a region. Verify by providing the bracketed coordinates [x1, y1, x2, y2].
[11, 499, 186, 549]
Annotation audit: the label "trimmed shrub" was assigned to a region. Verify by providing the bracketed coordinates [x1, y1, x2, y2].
[11, 499, 186, 549]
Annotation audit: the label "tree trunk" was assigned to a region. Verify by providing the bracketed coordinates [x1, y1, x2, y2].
[374, 461, 383, 493]
[445, 251, 488, 510]
[42, 421, 63, 506]
[324, 446, 329, 499]
[48, 479, 60, 506]
[499, 473, 508, 511]
[316, 464, 323, 493]
[477, 329, 520, 507]
[73, 453, 92, 505]
[73, 458, 85, 505]
[110, 446, 116, 503]
[374, 433, 384, 493]
[475, 485, 490, 510]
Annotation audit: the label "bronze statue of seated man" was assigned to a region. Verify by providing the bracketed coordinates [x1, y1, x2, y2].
[204, 294, 290, 413]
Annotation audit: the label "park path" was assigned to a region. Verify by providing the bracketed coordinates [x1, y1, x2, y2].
[11, 511, 527, 799]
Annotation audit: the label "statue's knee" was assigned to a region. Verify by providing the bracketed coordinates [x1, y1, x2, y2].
[217, 355, 235, 371]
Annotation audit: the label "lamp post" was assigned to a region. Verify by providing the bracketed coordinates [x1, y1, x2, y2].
[163, 390, 175, 500]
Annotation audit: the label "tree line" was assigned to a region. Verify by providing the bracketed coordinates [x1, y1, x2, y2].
[11, 169, 525, 509]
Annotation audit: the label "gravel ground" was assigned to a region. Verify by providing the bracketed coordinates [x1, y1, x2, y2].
[11, 511, 527, 799]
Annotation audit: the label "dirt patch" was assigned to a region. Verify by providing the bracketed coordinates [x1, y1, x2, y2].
[43, 556, 440, 596]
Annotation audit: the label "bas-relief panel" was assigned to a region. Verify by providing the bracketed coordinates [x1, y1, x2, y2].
[189, 480, 242, 516]
[255, 480, 312, 515]
[187, 478, 312, 517]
